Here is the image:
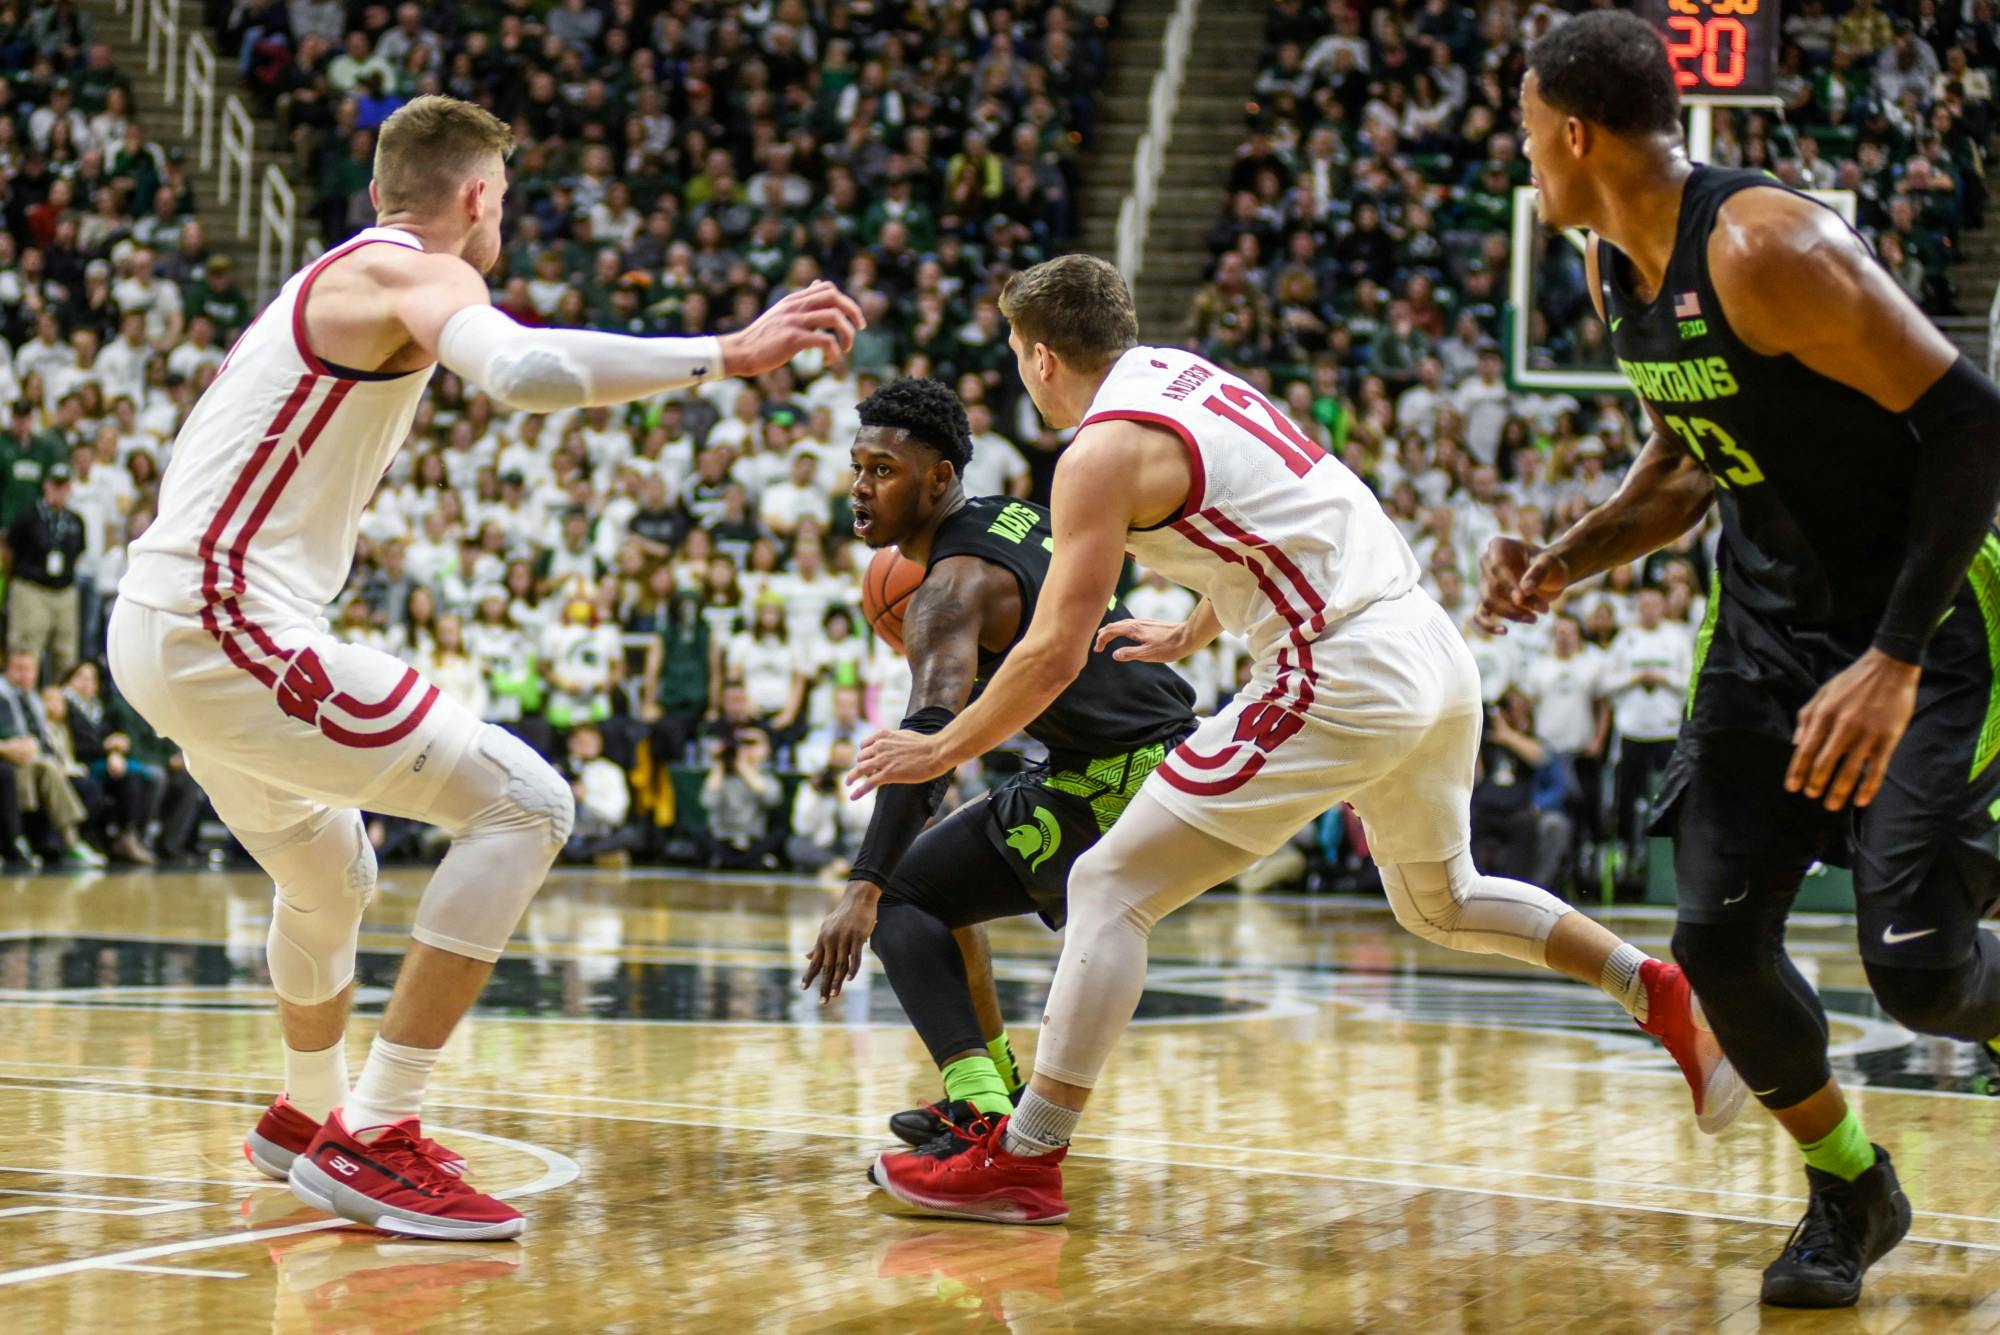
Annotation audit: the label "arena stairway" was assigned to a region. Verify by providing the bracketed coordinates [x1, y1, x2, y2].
[1076, 0, 1264, 341]
[83, 0, 303, 291]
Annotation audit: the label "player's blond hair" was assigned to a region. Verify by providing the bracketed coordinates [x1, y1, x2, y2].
[998, 254, 1138, 371]
[373, 95, 513, 214]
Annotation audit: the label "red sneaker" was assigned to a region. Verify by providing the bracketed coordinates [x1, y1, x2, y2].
[287, 1109, 523, 1240]
[873, 1115, 1069, 1225]
[1638, 959, 1748, 1134]
[245, 1095, 321, 1181]
[245, 1097, 467, 1184]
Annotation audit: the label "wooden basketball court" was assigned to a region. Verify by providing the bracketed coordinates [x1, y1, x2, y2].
[2, 867, 1997, 1331]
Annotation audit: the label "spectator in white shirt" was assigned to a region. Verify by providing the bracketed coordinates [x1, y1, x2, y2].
[788, 737, 877, 878]
[706, 388, 767, 455]
[1452, 345, 1515, 465]
[1395, 356, 1451, 440]
[1605, 587, 1692, 856]
[165, 315, 224, 382]
[1523, 615, 1612, 850]
[560, 724, 643, 865]
[95, 312, 151, 407]
[959, 401, 1030, 497]
[15, 310, 75, 387]
[1124, 565, 1196, 625]
[759, 450, 831, 539]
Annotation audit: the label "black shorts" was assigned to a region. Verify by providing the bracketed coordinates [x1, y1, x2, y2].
[1654, 558, 2000, 967]
[884, 733, 1184, 931]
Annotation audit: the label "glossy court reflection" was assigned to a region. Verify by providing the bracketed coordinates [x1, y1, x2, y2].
[2, 868, 1999, 1332]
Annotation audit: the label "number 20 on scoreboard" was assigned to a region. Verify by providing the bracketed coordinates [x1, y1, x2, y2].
[1643, 0, 1781, 99]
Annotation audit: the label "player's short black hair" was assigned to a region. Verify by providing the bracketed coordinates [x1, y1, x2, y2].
[855, 377, 973, 473]
[1529, 10, 1682, 138]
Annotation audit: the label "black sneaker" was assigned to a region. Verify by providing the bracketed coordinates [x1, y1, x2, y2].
[1761, 1145, 1912, 1308]
[887, 1083, 1025, 1148]
[869, 1100, 996, 1185]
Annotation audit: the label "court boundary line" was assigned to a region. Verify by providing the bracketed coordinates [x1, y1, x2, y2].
[16, 1061, 2000, 1224]
[0, 1087, 578, 1289]
[4, 1077, 1998, 1266]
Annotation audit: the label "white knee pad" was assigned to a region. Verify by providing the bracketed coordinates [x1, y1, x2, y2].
[243, 811, 376, 1006]
[457, 724, 576, 850]
[411, 725, 575, 963]
[1378, 848, 1570, 967]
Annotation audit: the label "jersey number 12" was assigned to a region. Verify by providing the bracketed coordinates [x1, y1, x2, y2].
[1203, 384, 1328, 478]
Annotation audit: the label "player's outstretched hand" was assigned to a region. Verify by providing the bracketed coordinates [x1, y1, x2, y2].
[1093, 618, 1188, 662]
[847, 727, 948, 799]
[1475, 537, 1570, 634]
[720, 280, 866, 378]
[802, 883, 881, 1003]
[1786, 647, 1921, 811]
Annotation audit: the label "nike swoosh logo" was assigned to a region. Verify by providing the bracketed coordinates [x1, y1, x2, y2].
[1721, 889, 1748, 905]
[1752, 1087, 1780, 1098]
[1610, 316, 1623, 332]
[1882, 925, 1938, 945]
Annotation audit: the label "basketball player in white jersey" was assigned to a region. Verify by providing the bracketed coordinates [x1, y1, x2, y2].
[105, 96, 861, 1239]
[848, 254, 1733, 1223]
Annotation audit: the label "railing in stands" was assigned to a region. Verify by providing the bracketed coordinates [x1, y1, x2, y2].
[258, 168, 296, 302]
[1988, 281, 2000, 382]
[1114, 0, 1200, 286]
[127, 0, 299, 299]
[145, 0, 178, 103]
[218, 95, 254, 237]
[183, 32, 215, 169]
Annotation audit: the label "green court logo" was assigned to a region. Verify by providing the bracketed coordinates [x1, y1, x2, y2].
[1005, 808, 1061, 873]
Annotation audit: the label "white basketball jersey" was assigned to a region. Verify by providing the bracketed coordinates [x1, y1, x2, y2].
[1096, 346, 1421, 665]
[121, 228, 432, 627]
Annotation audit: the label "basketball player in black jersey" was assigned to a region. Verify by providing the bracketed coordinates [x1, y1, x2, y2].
[1479, 12, 2000, 1308]
[800, 377, 1198, 1143]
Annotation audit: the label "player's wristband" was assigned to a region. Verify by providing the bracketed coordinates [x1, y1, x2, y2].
[847, 707, 957, 889]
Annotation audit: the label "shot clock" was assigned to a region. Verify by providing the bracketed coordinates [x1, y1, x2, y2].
[1639, 0, 1782, 101]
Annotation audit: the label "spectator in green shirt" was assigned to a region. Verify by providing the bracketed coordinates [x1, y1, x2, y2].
[0, 400, 67, 529]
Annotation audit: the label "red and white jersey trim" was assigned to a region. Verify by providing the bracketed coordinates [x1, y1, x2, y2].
[122, 227, 433, 628]
[1093, 346, 1421, 668]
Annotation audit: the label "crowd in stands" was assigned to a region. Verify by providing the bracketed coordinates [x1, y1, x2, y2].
[1188, 0, 1995, 893]
[0, 0, 1983, 895]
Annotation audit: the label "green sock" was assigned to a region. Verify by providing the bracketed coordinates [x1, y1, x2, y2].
[1799, 1109, 1875, 1182]
[942, 1055, 1014, 1117]
[987, 1034, 1023, 1094]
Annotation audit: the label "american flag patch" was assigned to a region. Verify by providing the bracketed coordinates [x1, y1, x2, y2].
[1673, 291, 1701, 319]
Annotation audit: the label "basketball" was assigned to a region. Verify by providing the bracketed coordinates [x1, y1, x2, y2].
[861, 547, 925, 653]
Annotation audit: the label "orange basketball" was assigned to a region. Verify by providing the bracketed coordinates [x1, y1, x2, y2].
[861, 547, 925, 653]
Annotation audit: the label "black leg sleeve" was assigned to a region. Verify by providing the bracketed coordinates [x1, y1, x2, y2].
[872, 799, 1041, 1070]
[1673, 906, 1833, 1110]
[1865, 931, 2000, 1042]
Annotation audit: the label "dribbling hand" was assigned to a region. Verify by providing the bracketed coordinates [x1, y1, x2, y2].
[1475, 537, 1570, 634]
[720, 280, 866, 378]
[802, 882, 880, 1003]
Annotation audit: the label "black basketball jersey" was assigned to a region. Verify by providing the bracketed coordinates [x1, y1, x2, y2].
[1598, 165, 1920, 628]
[924, 494, 1196, 764]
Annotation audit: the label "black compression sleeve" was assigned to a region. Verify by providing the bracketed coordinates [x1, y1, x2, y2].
[1876, 355, 2000, 663]
[847, 706, 957, 888]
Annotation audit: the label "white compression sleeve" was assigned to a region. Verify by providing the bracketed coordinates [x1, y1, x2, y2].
[436, 304, 724, 412]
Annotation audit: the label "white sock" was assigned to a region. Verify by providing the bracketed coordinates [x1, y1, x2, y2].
[283, 1039, 348, 1123]
[1002, 1090, 1080, 1157]
[1601, 942, 1650, 1023]
[342, 1037, 443, 1134]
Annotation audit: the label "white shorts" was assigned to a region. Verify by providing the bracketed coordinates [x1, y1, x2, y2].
[106, 596, 485, 837]
[1146, 589, 1481, 865]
